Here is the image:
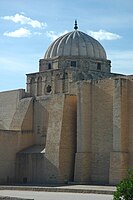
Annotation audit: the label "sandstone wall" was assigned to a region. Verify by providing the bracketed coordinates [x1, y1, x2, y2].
[42, 94, 65, 183]
[74, 81, 92, 183]
[128, 79, 133, 168]
[15, 147, 45, 184]
[74, 79, 114, 184]
[59, 95, 77, 183]
[16, 94, 77, 184]
[10, 97, 33, 131]
[0, 130, 35, 184]
[0, 90, 35, 184]
[44, 94, 77, 183]
[0, 90, 25, 130]
[16, 94, 63, 184]
[91, 79, 113, 184]
[33, 97, 49, 145]
[109, 78, 128, 184]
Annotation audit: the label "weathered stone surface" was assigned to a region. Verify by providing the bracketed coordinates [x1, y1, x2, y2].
[0, 27, 132, 186]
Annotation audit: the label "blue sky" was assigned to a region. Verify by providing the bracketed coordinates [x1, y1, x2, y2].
[0, 0, 133, 91]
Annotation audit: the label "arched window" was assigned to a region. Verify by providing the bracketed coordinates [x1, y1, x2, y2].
[46, 85, 52, 93]
[48, 63, 51, 69]
[30, 77, 35, 96]
[97, 63, 101, 70]
[44, 85, 52, 95]
[37, 76, 42, 96]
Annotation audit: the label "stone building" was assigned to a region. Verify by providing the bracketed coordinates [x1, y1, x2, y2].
[0, 21, 132, 185]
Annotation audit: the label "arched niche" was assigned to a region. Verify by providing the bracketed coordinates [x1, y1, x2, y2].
[30, 77, 35, 96]
[37, 76, 42, 96]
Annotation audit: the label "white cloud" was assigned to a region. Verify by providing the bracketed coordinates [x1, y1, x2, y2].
[2, 13, 47, 29]
[46, 30, 68, 41]
[33, 32, 42, 36]
[3, 28, 31, 38]
[88, 30, 122, 41]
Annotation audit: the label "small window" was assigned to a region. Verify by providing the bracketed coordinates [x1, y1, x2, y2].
[46, 85, 52, 93]
[48, 63, 51, 69]
[97, 63, 101, 70]
[71, 61, 76, 67]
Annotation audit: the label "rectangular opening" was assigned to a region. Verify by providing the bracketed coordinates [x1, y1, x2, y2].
[71, 61, 76, 67]
[97, 63, 101, 70]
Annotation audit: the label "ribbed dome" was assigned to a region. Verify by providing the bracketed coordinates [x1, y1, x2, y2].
[44, 30, 107, 60]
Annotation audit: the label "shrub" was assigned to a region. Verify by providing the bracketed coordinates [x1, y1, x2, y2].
[113, 170, 133, 200]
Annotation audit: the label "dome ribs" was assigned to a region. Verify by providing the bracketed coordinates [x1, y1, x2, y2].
[44, 30, 107, 60]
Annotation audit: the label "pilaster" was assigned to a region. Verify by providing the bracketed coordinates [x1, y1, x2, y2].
[109, 78, 128, 185]
[74, 81, 92, 183]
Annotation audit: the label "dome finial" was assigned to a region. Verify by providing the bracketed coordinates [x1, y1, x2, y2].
[74, 19, 78, 30]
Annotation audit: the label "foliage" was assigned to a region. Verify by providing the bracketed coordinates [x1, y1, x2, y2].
[113, 170, 133, 200]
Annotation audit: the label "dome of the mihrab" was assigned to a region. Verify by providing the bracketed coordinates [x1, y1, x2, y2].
[44, 24, 107, 60]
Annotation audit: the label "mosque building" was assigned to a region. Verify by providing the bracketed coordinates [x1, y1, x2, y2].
[0, 21, 132, 185]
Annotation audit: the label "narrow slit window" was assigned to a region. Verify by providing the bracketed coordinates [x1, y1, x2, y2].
[97, 63, 101, 70]
[48, 63, 51, 69]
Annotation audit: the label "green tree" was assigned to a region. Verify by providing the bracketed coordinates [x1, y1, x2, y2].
[113, 170, 133, 200]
